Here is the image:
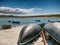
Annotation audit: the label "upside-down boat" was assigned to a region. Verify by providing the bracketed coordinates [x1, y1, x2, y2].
[17, 24, 41, 45]
[44, 22, 60, 43]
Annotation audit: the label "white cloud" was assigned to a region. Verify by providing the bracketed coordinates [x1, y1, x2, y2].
[0, 7, 59, 15]
[0, 7, 42, 15]
[0, 7, 32, 14]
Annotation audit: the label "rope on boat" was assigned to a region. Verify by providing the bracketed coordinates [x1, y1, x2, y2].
[41, 30, 48, 45]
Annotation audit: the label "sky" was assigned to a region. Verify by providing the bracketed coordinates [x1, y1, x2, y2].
[0, 0, 60, 16]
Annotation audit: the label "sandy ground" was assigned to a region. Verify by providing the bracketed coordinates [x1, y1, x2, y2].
[0, 25, 24, 45]
[0, 25, 44, 45]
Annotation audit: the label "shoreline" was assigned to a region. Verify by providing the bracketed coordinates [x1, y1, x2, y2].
[0, 14, 60, 18]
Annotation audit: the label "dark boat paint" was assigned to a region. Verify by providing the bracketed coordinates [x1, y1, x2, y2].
[12, 21, 20, 24]
[18, 24, 41, 44]
[44, 22, 60, 43]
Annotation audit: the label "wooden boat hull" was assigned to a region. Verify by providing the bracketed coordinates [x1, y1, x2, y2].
[44, 22, 60, 43]
[18, 24, 41, 44]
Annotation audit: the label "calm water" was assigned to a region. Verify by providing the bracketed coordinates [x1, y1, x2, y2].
[0, 17, 60, 27]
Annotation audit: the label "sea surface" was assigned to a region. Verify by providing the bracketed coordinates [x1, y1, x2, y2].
[0, 17, 60, 27]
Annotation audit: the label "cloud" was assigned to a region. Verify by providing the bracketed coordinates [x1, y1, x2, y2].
[0, 7, 42, 15]
[0, 7, 32, 14]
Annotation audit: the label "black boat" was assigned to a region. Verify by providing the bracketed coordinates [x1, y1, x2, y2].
[44, 22, 60, 43]
[12, 21, 20, 24]
[18, 24, 41, 45]
[35, 20, 40, 22]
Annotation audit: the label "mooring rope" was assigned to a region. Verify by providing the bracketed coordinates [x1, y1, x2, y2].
[41, 30, 48, 45]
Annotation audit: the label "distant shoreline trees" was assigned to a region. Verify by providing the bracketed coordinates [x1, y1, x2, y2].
[0, 14, 60, 18]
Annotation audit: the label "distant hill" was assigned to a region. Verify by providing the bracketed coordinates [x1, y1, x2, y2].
[0, 14, 60, 18]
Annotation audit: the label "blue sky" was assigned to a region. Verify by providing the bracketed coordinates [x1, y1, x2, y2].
[0, 0, 60, 15]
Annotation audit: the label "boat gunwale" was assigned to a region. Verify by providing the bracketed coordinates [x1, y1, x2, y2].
[43, 28, 60, 43]
[19, 32, 40, 45]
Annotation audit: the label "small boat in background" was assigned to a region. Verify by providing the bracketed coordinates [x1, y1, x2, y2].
[8, 20, 11, 23]
[48, 20, 60, 23]
[2, 24, 11, 29]
[44, 22, 60, 43]
[35, 20, 40, 22]
[18, 24, 41, 45]
[12, 21, 20, 24]
[48, 20, 54, 23]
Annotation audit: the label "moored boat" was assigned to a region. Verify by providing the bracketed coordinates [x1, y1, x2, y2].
[35, 20, 40, 22]
[12, 21, 20, 24]
[17, 24, 41, 45]
[44, 22, 60, 43]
